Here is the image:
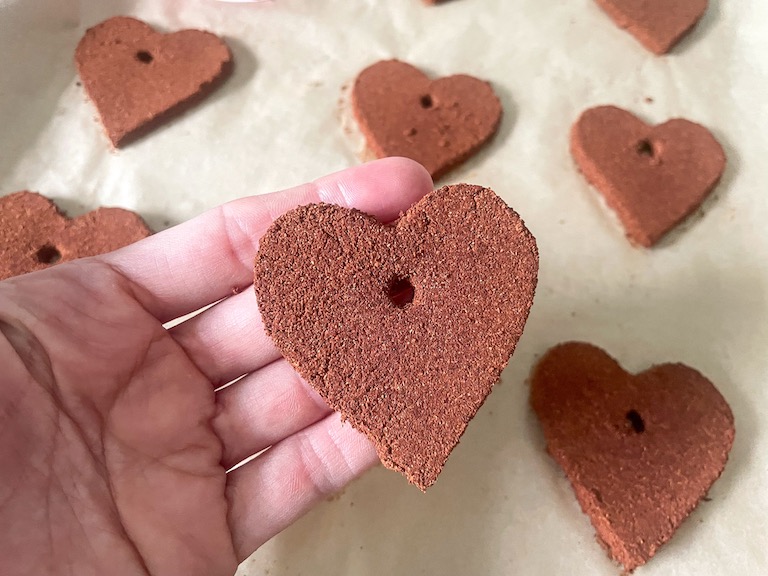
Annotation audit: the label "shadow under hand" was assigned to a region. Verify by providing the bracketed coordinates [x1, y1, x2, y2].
[261, 395, 518, 575]
[260, 348, 535, 575]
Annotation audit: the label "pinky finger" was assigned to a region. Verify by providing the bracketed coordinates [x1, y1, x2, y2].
[225, 413, 379, 560]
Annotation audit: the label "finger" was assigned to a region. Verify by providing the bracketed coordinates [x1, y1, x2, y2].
[226, 413, 378, 560]
[213, 358, 331, 468]
[101, 158, 432, 322]
[170, 288, 278, 387]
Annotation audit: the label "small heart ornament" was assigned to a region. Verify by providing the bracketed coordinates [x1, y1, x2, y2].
[351, 60, 502, 179]
[530, 342, 734, 572]
[0, 191, 151, 280]
[595, 0, 709, 54]
[75, 16, 232, 147]
[571, 105, 726, 247]
[254, 184, 538, 490]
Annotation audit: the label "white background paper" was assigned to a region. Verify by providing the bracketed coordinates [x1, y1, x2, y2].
[1, 0, 767, 574]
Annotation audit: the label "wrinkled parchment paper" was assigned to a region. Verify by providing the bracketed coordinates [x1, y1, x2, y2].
[2, 0, 767, 574]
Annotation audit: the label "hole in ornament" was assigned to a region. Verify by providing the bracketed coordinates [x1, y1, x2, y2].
[387, 275, 415, 308]
[625, 409, 645, 434]
[136, 50, 153, 64]
[636, 139, 655, 158]
[420, 94, 434, 109]
[36, 245, 61, 265]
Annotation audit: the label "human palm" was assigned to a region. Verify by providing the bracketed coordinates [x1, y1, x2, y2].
[0, 159, 432, 576]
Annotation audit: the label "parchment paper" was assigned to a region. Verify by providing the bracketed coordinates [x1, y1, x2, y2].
[2, 0, 767, 574]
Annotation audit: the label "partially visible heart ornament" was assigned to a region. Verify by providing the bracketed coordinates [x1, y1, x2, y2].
[254, 184, 538, 490]
[571, 105, 726, 247]
[75, 16, 232, 147]
[530, 342, 734, 572]
[595, 0, 709, 54]
[351, 60, 502, 179]
[0, 191, 151, 281]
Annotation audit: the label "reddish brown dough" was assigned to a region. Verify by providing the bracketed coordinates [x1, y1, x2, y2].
[595, 0, 708, 54]
[571, 105, 725, 247]
[75, 16, 232, 147]
[351, 60, 502, 179]
[0, 191, 152, 281]
[530, 342, 734, 572]
[254, 184, 538, 490]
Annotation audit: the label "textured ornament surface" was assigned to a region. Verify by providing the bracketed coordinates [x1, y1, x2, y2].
[0, 191, 151, 280]
[531, 342, 734, 571]
[571, 105, 725, 247]
[254, 184, 538, 490]
[352, 60, 502, 179]
[75, 16, 232, 146]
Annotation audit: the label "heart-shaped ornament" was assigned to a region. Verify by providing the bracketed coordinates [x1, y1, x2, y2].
[351, 60, 502, 179]
[75, 16, 232, 147]
[0, 191, 151, 281]
[254, 184, 538, 490]
[595, 0, 709, 54]
[571, 105, 725, 247]
[530, 342, 734, 572]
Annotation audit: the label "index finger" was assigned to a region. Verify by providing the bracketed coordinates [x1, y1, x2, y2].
[99, 158, 433, 322]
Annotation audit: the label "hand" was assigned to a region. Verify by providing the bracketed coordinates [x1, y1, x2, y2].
[0, 158, 433, 576]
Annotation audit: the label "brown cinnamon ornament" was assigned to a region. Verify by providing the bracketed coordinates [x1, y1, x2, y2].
[75, 16, 232, 147]
[595, 0, 709, 54]
[351, 60, 502, 179]
[530, 342, 734, 572]
[571, 105, 725, 247]
[254, 184, 538, 490]
[0, 191, 151, 281]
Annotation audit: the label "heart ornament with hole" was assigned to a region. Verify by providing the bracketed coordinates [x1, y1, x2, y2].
[0, 191, 151, 281]
[254, 184, 538, 490]
[530, 342, 734, 572]
[570, 105, 726, 247]
[351, 60, 502, 179]
[75, 16, 232, 147]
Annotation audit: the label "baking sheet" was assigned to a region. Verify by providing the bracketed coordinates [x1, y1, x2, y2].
[2, 0, 767, 574]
